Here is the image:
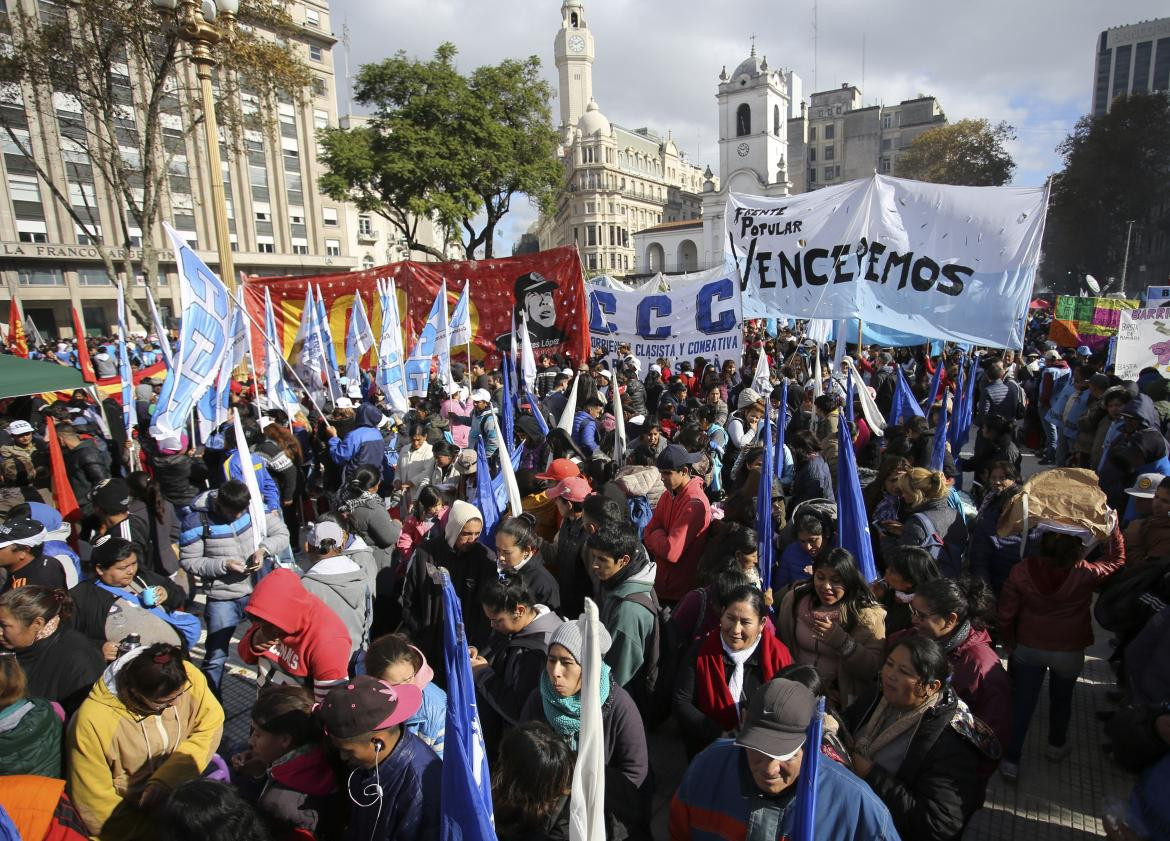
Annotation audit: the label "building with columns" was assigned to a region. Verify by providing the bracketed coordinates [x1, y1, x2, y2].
[534, 0, 716, 276]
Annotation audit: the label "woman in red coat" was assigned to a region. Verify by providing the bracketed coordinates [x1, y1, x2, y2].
[998, 527, 1126, 781]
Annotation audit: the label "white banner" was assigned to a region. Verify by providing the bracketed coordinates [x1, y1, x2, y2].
[587, 265, 743, 369]
[1115, 307, 1170, 381]
[728, 174, 1049, 349]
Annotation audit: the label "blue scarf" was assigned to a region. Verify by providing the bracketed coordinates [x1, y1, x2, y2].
[539, 662, 612, 750]
[94, 580, 202, 649]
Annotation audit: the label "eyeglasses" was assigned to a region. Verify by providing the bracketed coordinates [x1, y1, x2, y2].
[908, 605, 935, 621]
[134, 684, 189, 713]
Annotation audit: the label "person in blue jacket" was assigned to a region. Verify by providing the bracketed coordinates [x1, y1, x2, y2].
[572, 395, 604, 456]
[221, 423, 281, 513]
[670, 678, 900, 841]
[326, 404, 389, 487]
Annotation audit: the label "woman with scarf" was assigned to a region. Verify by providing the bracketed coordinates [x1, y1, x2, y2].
[907, 576, 1011, 752]
[520, 616, 650, 838]
[339, 465, 401, 572]
[843, 636, 997, 841]
[673, 585, 792, 758]
[777, 548, 886, 708]
[399, 500, 496, 684]
[365, 633, 447, 758]
[0, 585, 103, 716]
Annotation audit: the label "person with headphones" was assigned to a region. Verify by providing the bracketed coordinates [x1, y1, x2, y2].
[317, 675, 441, 841]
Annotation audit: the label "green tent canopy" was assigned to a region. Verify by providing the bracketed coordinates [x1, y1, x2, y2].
[0, 353, 88, 400]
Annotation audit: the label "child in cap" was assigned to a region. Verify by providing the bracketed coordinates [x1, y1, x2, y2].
[317, 675, 440, 841]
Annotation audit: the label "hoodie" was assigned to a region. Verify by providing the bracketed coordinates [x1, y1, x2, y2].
[1101, 394, 1170, 511]
[66, 652, 224, 840]
[328, 405, 389, 485]
[643, 476, 711, 602]
[257, 744, 339, 837]
[238, 569, 352, 703]
[301, 554, 373, 655]
[25, 500, 81, 587]
[475, 605, 562, 745]
[599, 549, 659, 688]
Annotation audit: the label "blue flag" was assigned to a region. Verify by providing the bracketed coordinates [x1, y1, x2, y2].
[950, 355, 977, 454]
[756, 405, 774, 596]
[925, 357, 943, 413]
[790, 696, 826, 841]
[890, 366, 925, 426]
[439, 569, 497, 841]
[313, 286, 342, 402]
[475, 436, 501, 547]
[931, 389, 951, 473]
[835, 406, 878, 582]
[844, 371, 855, 424]
[774, 381, 788, 482]
[116, 284, 134, 441]
[500, 355, 515, 452]
[523, 387, 550, 437]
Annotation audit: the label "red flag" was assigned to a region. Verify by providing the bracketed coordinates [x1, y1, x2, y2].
[45, 417, 80, 522]
[7, 298, 27, 357]
[71, 307, 96, 384]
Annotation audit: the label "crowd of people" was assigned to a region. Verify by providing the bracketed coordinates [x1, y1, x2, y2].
[0, 309, 1167, 841]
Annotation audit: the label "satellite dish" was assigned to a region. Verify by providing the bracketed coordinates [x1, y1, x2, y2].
[1085, 274, 1101, 295]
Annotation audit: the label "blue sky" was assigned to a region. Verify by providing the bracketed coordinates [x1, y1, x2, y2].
[327, 0, 1168, 255]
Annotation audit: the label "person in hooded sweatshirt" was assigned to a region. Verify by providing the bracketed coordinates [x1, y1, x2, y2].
[399, 500, 496, 686]
[317, 676, 441, 841]
[494, 513, 561, 614]
[325, 404, 390, 488]
[472, 574, 562, 754]
[66, 643, 224, 841]
[12, 501, 81, 588]
[299, 517, 373, 675]
[643, 444, 710, 605]
[238, 568, 352, 704]
[587, 520, 659, 694]
[1099, 393, 1170, 516]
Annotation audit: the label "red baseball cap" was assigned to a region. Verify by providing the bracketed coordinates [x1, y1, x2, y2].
[548, 476, 591, 504]
[536, 457, 582, 482]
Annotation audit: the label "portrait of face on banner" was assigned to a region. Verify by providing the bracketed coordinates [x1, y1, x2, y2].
[242, 245, 590, 371]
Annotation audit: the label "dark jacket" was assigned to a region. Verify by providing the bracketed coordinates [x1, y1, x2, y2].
[552, 516, 591, 619]
[0, 697, 63, 778]
[621, 377, 647, 420]
[341, 492, 401, 571]
[1101, 395, 1169, 510]
[14, 625, 104, 716]
[967, 490, 1021, 597]
[69, 571, 188, 651]
[150, 451, 204, 508]
[789, 455, 834, 510]
[508, 553, 561, 615]
[253, 744, 339, 839]
[65, 437, 111, 513]
[328, 405, 388, 487]
[475, 606, 561, 750]
[255, 439, 298, 503]
[343, 729, 440, 841]
[899, 496, 969, 579]
[844, 687, 991, 841]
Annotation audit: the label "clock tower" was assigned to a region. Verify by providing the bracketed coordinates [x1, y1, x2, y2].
[716, 45, 792, 199]
[553, 0, 594, 133]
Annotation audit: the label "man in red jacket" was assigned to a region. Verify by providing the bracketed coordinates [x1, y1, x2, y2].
[644, 444, 711, 605]
[239, 568, 351, 703]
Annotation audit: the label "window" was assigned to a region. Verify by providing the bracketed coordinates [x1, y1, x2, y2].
[309, 45, 323, 62]
[248, 164, 268, 187]
[808, 147, 816, 163]
[312, 77, 326, 97]
[257, 235, 275, 253]
[17, 268, 63, 285]
[879, 157, 891, 174]
[362, 254, 374, 269]
[586, 225, 596, 246]
[824, 124, 835, 140]
[305, 8, 319, 27]
[824, 145, 835, 161]
[254, 201, 271, 222]
[18, 231, 47, 243]
[735, 103, 751, 137]
[78, 268, 112, 286]
[292, 244, 309, 255]
[824, 166, 835, 180]
[322, 207, 338, 226]
[774, 104, 781, 136]
[357, 214, 373, 236]
[809, 126, 817, 141]
[587, 254, 597, 271]
[288, 205, 304, 225]
[325, 238, 341, 256]
[808, 168, 816, 183]
[313, 108, 329, 130]
[7, 172, 40, 203]
[881, 138, 891, 150]
[882, 114, 894, 129]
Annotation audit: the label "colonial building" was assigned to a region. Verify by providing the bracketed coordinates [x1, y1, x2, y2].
[534, 0, 716, 276]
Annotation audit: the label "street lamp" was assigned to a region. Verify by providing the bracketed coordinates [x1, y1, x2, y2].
[150, 0, 239, 291]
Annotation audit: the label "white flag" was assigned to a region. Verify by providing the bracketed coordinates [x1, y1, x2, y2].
[612, 365, 627, 468]
[232, 408, 268, 555]
[570, 599, 606, 841]
[496, 416, 524, 518]
[557, 373, 580, 435]
[449, 284, 472, 347]
[752, 345, 771, 395]
[143, 284, 173, 369]
[437, 280, 453, 391]
[519, 312, 537, 395]
[812, 343, 823, 399]
[345, 290, 375, 386]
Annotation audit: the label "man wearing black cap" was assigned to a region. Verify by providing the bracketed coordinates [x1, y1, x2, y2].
[318, 675, 441, 841]
[670, 679, 899, 840]
[496, 271, 566, 353]
[88, 478, 151, 566]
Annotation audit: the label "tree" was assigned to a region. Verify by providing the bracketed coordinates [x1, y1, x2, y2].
[0, 0, 311, 319]
[1041, 93, 1170, 296]
[894, 118, 1016, 186]
[318, 43, 561, 261]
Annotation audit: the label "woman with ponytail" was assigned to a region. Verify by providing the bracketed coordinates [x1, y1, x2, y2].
[908, 576, 1011, 750]
[892, 468, 969, 578]
[339, 465, 401, 571]
[0, 585, 103, 715]
[495, 514, 560, 614]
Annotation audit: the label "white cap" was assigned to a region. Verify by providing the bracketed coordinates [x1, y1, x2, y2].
[471, 388, 492, 403]
[561, 368, 574, 376]
[334, 397, 354, 410]
[596, 369, 612, 380]
[257, 416, 274, 432]
[346, 382, 363, 399]
[7, 420, 33, 435]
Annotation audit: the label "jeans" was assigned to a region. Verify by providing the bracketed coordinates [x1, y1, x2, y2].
[1007, 645, 1084, 762]
[202, 595, 251, 694]
[1042, 417, 1059, 461]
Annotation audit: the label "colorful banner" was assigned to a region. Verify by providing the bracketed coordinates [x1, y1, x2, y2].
[1050, 295, 1140, 351]
[243, 247, 589, 379]
[587, 265, 742, 369]
[1114, 307, 1170, 381]
[729, 174, 1050, 349]
[42, 361, 167, 405]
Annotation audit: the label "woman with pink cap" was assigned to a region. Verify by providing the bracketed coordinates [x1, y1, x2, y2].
[364, 632, 447, 758]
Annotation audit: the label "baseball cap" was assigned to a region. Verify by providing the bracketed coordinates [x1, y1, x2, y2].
[1125, 472, 1166, 499]
[471, 388, 492, 403]
[656, 444, 703, 471]
[317, 676, 422, 739]
[333, 397, 354, 410]
[547, 476, 591, 503]
[257, 416, 275, 432]
[514, 271, 558, 301]
[7, 421, 33, 436]
[91, 478, 131, 515]
[595, 369, 611, 380]
[306, 520, 346, 551]
[1043, 350, 1060, 362]
[535, 457, 582, 482]
[735, 679, 817, 761]
[0, 518, 47, 550]
[1076, 345, 1092, 357]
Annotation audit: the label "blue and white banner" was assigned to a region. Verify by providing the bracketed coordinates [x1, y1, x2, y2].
[151, 224, 233, 442]
[314, 285, 342, 402]
[345, 290, 375, 386]
[376, 279, 409, 412]
[289, 283, 324, 401]
[404, 284, 449, 398]
[262, 287, 301, 417]
[728, 174, 1049, 349]
[587, 265, 742, 370]
[449, 284, 472, 348]
[116, 282, 134, 440]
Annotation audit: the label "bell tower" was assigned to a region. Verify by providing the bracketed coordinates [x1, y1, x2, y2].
[553, 0, 594, 132]
[716, 45, 792, 197]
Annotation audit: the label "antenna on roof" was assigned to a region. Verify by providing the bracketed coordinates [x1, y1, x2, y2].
[812, 0, 818, 92]
[861, 33, 866, 101]
[342, 19, 353, 119]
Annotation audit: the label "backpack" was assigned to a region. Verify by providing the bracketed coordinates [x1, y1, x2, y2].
[615, 589, 677, 730]
[908, 511, 965, 578]
[1093, 555, 1170, 638]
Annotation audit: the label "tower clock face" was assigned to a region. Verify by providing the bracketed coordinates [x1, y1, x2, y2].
[568, 34, 586, 53]
[737, 142, 750, 157]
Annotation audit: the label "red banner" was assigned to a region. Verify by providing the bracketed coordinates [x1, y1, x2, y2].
[242, 247, 589, 374]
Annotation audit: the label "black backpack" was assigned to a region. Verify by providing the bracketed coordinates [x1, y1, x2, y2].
[615, 589, 678, 730]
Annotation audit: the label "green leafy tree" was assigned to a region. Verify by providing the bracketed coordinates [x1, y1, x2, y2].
[894, 118, 1016, 186]
[1042, 93, 1170, 295]
[318, 43, 561, 260]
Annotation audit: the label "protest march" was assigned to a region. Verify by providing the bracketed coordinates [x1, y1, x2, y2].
[0, 168, 1168, 841]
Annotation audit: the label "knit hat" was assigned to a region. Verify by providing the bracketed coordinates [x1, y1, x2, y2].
[0, 518, 47, 550]
[737, 388, 764, 409]
[548, 615, 612, 665]
[317, 676, 422, 739]
[91, 478, 131, 514]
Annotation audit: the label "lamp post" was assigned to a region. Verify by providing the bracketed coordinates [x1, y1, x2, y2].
[150, 0, 239, 291]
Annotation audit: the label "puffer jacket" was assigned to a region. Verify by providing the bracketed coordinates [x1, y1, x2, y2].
[178, 489, 291, 602]
[340, 491, 400, 570]
[621, 377, 648, 419]
[223, 451, 281, 512]
[67, 653, 224, 840]
[65, 437, 111, 512]
[0, 697, 63, 778]
[612, 465, 666, 510]
[572, 410, 601, 455]
[327, 405, 387, 486]
[301, 554, 372, 655]
[150, 451, 203, 508]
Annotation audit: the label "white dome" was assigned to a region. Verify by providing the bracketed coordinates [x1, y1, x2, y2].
[577, 99, 611, 136]
[733, 52, 764, 79]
